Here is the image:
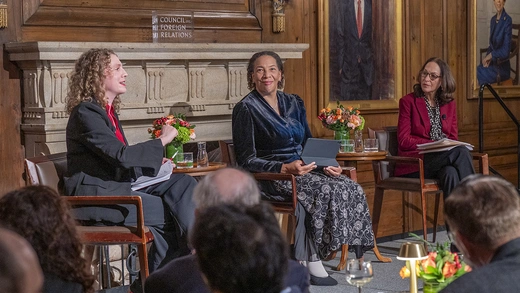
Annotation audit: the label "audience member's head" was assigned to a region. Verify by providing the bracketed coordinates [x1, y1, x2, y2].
[0, 227, 43, 293]
[0, 185, 95, 293]
[193, 167, 260, 210]
[444, 174, 520, 267]
[191, 203, 288, 293]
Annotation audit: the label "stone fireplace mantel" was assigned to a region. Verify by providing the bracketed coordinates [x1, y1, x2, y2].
[6, 42, 309, 157]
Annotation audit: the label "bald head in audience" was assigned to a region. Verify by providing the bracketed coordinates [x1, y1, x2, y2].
[193, 167, 260, 210]
[0, 227, 43, 293]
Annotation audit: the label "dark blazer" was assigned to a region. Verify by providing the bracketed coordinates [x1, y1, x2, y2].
[144, 254, 311, 293]
[64, 101, 164, 195]
[396, 93, 457, 176]
[337, 0, 373, 87]
[43, 272, 83, 293]
[441, 237, 520, 293]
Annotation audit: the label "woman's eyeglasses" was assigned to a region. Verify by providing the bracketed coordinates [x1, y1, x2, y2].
[420, 70, 441, 81]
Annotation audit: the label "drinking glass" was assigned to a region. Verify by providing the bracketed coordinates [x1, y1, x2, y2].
[363, 138, 379, 152]
[176, 152, 194, 169]
[345, 259, 373, 293]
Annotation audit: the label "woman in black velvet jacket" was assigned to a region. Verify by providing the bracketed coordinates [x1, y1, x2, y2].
[232, 51, 374, 286]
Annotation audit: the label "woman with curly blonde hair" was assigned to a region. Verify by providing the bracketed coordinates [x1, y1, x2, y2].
[0, 186, 94, 293]
[64, 48, 197, 291]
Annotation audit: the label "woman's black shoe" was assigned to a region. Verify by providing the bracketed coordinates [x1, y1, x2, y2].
[310, 275, 338, 286]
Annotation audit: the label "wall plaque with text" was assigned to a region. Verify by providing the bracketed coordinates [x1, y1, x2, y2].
[152, 11, 194, 43]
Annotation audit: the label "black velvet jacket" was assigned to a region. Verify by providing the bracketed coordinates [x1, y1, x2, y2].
[232, 90, 313, 173]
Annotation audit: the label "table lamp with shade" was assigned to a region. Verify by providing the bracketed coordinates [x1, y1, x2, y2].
[397, 242, 428, 293]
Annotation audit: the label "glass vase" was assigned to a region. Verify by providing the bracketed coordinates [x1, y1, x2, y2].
[422, 280, 441, 293]
[165, 142, 183, 164]
[334, 130, 350, 153]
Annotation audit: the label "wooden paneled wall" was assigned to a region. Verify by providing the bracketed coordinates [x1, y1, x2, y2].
[1, 0, 518, 237]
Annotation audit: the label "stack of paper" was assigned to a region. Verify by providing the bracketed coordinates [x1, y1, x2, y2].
[417, 138, 474, 154]
[131, 160, 174, 191]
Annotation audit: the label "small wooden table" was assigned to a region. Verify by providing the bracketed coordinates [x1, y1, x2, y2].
[336, 151, 388, 167]
[172, 162, 227, 177]
[335, 150, 393, 267]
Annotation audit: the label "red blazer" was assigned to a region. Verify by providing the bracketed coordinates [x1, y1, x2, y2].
[395, 93, 458, 176]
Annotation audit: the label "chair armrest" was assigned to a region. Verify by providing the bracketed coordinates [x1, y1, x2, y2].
[372, 156, 427, 186]
[342, 166, 357, 182]
[66, 196, 146, 238]
[253, 173, 298, 210]
[471, 152, 489, 175]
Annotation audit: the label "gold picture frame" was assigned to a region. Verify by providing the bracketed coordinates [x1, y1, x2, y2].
[318, 0, 403, 110]
[468, 0, 520, 99]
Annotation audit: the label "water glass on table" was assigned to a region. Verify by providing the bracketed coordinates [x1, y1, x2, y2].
[176, 152, 194, 169]
[363, 138, 379, 152]
[340, 139, 355, 153]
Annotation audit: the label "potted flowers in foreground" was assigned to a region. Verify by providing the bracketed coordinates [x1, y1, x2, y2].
[399, 233, 471, 293]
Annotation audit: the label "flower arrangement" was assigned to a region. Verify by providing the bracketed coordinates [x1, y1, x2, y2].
[318, 101, 365, 132]
[148, 114, 196, 146]
[399, 234, 471, 291]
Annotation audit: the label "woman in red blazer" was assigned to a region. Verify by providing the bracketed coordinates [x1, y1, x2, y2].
[396, 57, 475, 205]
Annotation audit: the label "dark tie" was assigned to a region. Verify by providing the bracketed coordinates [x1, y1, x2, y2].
[106, 104, 126, 145]
[357, 0, 362, 38]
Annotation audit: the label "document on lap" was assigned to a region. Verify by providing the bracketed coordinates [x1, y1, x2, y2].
[131, 160, 174, 191]
[417, 138, 474, 154]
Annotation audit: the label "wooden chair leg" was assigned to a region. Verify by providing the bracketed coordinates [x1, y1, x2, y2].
[371, 187, 384, 237]
[421, 192, 428, 242]
[335, 244, 349, 271]
[432, 192, 441, 243]
[372, 237, 392, 263]
[138, 243, 149, 283]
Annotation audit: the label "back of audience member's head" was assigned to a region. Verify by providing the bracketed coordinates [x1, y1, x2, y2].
[191, 203, 288, 293]
[0, 185, 94, 293]
[193, 167, 260, 210]
[0, 227, 43, 293]
[445, 175, 520, 254]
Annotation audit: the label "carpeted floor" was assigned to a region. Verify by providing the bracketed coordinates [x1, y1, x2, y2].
[309, 230, 450, 293]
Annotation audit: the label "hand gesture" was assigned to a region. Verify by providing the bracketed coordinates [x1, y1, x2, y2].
[281, 160, 317, 176]
[323, 165, 342, 177]
[159, 124, 178, 146]
[482, 53, 492, 68]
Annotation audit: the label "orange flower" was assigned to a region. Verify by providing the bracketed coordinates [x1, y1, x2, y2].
[336, 108, 342, 115]
[442, 261, 457, 278]
[399, 266, 410, 279]
[346, 106, 353, 111]
[421, 252, 437, 271]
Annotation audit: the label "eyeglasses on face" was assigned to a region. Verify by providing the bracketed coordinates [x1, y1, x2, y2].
[420, 70, 441, 81]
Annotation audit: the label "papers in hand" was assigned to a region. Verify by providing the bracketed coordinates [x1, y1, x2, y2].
[417, 138, 474, 154]
[131, 160, 173, 191]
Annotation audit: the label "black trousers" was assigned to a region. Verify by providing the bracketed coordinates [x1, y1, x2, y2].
[135, 173, 197, 271]
[401, 146, 475, 200]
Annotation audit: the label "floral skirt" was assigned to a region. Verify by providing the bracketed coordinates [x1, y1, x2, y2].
[272, 171, 374, 258]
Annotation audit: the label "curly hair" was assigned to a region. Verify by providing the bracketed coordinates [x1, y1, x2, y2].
[413, 57, 456, 105]
[0, 186, 94, 293]
[247, 51, 285, 91]
[66, 48, 122, 114]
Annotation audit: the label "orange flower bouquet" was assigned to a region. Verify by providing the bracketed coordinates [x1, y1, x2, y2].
[318, 101, 364, 133]
[148, 114, 196, 160]
[399, 234, 471, 292]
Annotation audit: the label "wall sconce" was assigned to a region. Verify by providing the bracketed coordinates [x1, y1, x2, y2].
[397, 242, 428, 293]
[0, 1, 6, 29]
[272, 0, 288, 33]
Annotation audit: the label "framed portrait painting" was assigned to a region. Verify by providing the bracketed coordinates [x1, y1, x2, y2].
[318, 0, 403, 110]
[469, 0, 520, 98]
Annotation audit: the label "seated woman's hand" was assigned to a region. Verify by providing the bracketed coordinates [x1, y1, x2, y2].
[323, 165, 342, 177]
[159, 124, 179, 146]
[281, 160, 316, 176]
